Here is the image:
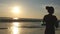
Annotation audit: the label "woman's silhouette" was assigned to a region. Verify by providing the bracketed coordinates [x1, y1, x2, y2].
[43, 6, 58, 34]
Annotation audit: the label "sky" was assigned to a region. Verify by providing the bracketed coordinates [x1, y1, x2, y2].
[0, 0, 60, 19]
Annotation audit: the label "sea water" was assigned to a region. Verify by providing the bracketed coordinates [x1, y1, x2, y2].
[0, 22, 60, 34]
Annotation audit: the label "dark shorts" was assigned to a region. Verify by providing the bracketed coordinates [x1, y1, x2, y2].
[45, 27, 55, 34]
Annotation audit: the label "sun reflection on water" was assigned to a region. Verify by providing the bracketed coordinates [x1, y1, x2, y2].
[12, 27, 19, 34]
[13, 22, 19, 27]
[10, 22, 21, 34]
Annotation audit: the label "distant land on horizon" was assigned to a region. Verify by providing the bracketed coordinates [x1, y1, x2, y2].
[0, 17, 42, 22]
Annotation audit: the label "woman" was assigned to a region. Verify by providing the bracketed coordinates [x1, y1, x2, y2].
[43, 6, 58, 34]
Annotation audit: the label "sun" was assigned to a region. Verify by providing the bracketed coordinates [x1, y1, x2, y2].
[12, 6, 20, 14]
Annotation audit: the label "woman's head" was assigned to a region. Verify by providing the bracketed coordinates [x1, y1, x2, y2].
[46, 6, 54, 15]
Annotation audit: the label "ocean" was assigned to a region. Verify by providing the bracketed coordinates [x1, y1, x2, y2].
[0, 22, 60, 34]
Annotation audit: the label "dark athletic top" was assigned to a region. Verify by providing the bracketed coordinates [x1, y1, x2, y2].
[43, 14, 57, 28]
